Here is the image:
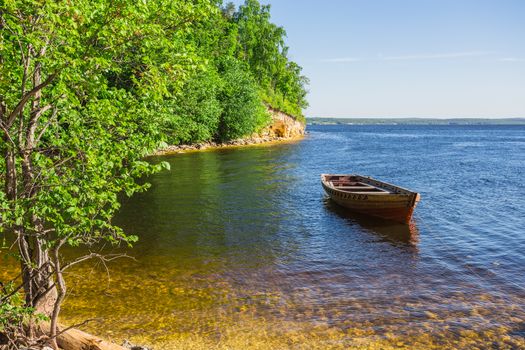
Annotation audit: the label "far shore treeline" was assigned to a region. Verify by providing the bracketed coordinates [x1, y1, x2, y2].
[0, 0, 307, 347]
[308, 117, 525, 125]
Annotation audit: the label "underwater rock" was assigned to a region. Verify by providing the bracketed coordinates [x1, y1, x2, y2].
[122, 339, 151, 350]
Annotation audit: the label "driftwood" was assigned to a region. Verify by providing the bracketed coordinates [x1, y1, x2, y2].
[57, 327, 127, 350]
[39, 323, 127, 350]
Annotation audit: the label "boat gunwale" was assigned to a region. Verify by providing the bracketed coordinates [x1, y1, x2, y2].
[321, 173, 419, 197]
[320, 174, 420, 223]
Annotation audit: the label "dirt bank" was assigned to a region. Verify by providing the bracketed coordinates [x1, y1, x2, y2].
[154, 108, 306, 156]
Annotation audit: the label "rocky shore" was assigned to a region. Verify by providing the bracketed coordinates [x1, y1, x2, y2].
[153, 134, 305, 155]
[154, 108, 306, 156]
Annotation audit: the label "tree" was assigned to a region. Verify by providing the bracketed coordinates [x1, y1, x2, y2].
[234, 0, 286, 86]
[232, 0, 308, 120]
[216, 57, 269, 141]
[164, 68, 223, 144]
[160, 0, 308, 146]
[221, 2, 236, 20]
[0, 0, 215, 347]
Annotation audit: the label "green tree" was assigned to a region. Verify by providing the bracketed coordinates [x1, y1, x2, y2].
[232, 0, 308, 120]
[164, 68, 223, 144]
[216, 57, 269, 141]
[234, 0, 286, 86]
[0, 0, 215, 346]
[222, 2, 236, 20]
[161, 0, 308, 146]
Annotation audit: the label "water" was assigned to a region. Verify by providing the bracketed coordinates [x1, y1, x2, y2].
[14, 125, 525, 348]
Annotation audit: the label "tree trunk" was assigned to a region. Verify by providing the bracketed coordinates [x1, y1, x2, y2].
[49, 246, 66, 350]
[16, 227, 56, 315]
[4, 147, 17, 202]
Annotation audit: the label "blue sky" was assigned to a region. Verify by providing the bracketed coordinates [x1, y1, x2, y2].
[230, 0, 525, 118]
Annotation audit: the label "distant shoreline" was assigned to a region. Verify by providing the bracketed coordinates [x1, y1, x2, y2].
[308, 117, 525, 126]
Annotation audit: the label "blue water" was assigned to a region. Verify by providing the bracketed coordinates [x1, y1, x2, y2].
[303, 124, 525, 294]
[104, 124, 525, 347]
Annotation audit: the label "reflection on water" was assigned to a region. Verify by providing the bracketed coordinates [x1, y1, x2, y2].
[323, 198, 420, 246]
[2, 125, 525, 349]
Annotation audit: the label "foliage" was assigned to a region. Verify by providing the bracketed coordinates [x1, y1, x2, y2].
[0, 0, 307, 345]
[216, 57, 269, 141]
[0, 284, 32, 333]
[0, 0, 205, 253]
[164, 68, 223, 145]
[161, 0, 309, 144]
[233, 0, 309, 121]
[0, 282, 48, 345]
[0, 0, 212, 344]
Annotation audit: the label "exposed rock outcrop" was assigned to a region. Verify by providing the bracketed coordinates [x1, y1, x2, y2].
[262, 108, 305, 139]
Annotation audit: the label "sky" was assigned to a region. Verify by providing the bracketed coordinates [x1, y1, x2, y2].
[230, 0, 525, 118]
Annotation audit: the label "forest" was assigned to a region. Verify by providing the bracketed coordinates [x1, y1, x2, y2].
[0, 0, 307, 348]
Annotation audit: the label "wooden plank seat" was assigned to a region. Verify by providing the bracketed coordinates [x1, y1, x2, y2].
[334, 182, 391, 193]
[347, 191, 391, 195]
[335, 186, 370, 189]
[337, 187, 391, 193]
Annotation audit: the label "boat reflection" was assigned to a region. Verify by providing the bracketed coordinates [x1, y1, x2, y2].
[323, 198, 420, 247]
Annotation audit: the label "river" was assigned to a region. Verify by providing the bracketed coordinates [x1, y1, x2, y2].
[16, 125, 525, 348]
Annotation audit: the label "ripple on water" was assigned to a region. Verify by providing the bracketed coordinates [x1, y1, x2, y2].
[3, 124, 525, 349]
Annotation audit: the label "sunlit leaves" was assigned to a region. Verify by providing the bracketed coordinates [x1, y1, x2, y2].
[233, 0, 308, 120]
[0, 0, 216, 252]
[217, 57, 268, 141]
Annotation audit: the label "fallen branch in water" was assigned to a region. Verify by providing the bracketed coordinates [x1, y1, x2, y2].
[38, 323, 127, 350]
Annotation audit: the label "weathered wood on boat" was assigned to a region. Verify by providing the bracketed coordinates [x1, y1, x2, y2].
[321, 174, 420, 224]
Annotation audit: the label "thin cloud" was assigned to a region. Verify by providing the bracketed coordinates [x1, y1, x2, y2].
[322, 51, 495, 63]
[499, 57, 524, 62]
[321, 57, 361, 63]
[382, 51, 494, 61]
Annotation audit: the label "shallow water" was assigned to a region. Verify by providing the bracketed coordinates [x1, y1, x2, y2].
[5, 125, 525, 349]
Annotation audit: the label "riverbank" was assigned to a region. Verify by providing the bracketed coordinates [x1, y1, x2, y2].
[153, 134, 305, 155]
[154, 108, 306, 155]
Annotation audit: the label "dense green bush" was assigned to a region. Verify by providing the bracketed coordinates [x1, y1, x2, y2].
[165, 69, 223, 144]
[216, 58, 270, 142]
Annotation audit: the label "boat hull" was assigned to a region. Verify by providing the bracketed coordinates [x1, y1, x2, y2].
[321, 175, 420, 224]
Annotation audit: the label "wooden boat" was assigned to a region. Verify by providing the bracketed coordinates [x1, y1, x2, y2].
[321, 174, 420, 224]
